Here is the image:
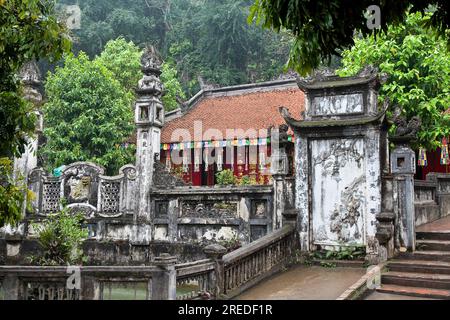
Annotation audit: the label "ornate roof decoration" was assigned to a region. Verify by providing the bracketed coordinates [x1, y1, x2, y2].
[136, 45, 164, 96]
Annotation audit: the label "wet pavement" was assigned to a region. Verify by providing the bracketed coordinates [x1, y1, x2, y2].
[235, 265, 365, 300]
[417, 215, 450, 232]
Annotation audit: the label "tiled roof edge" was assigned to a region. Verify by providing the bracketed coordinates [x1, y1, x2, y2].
[185, 78, 298, 111]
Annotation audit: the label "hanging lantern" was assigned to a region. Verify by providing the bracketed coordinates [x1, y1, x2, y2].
[441, 137, 449, 165]
[418, 148, 428, 167]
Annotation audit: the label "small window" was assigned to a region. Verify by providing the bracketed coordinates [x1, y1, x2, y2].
[397, 157, 405, 168]
[139, 106, 149, 121]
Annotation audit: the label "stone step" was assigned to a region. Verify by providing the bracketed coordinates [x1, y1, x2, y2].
[382, 271, 450, 290]
[416, 231, 450, 241]
[388, 260, 450, 275]
[377, 284, 450, 299]
[399, 250, 450, 262]
[416, 240, 450, 252]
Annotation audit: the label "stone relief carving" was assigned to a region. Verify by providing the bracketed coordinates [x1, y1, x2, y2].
[313, 139, 364, 179]
[251, 200, 267, 218]
[312, 93, 363, 115]
[391, 106, 421, 140]
[180, 201, 237, 218]
[329, 176, 366, 242]
[62, 164, 102, 207]
[152, 161, 189, 188]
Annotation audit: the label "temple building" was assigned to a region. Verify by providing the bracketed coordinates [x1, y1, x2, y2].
[160, 79, 305, 186]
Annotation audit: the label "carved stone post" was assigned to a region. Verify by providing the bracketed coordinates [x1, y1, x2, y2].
[204, 244, 227, 299]
[153, 253, 177, 300]
[391, 140, 416, 251]
[271, 125, 295, 229]
[2, 274, 20, 300]
[134, 47, 165, 239]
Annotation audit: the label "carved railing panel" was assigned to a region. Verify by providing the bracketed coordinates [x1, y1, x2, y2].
[27, 162, 137, 218]
[414, 180, 437, 204]
[25, 281, 80, 300]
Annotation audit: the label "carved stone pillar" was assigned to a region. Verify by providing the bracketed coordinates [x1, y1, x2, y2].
[134, 47, 165, 237]
[153, 253, 177, 300]
[390, 140, 416, 251]
[204, 244, 227, 298]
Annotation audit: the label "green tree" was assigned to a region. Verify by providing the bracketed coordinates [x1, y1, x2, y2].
[161, 61, 186, 111]
[95, 37, 185, 111]
[1, 0, 70, 227]
[41, 52, 135, 174]
[55, 0, 292, 96]
[338, 12, 450, 150]
[0, 0, 71, 158]
[249, 0, 449, 75]
[0, 158, 34, 228]
[95, 37, 142, 92]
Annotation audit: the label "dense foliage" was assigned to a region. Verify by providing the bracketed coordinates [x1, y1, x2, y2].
[0, 158, 34, 228]
[0, 0, 71, 158]
[41, 52, 135, 175]
[95, 37, 185, 111]
[55, 0, 292, 96]
[0, 0, 70, 226]
[338, 12, 450, 150]
[249, 0, 449, 75]
[31, 208, 88, 265]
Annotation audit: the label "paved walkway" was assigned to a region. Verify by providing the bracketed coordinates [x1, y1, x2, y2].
[236, 265, 365, 300]
[417, 215, 450, 232]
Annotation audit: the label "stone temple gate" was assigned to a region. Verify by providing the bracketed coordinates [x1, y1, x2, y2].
[281, 68, 389, 260]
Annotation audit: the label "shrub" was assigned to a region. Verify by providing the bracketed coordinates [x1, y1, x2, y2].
[215, 169, 237, 185]
[31, 208, 88, 266]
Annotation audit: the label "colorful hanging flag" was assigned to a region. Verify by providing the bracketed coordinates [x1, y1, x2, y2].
[441, 137, 449, 165]
[217, 149, 223, 171]
[418, 148, 428, 166]
[194, 148, 200, 172]
[182, 150, 189, 173]
[166, 151, 172, 170]
[204, 147, 209, 171]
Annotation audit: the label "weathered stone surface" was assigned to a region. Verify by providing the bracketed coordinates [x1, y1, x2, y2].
[282, 69, 385, 261]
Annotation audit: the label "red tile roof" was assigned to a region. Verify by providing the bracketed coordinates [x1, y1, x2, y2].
[161, 82, 305, 143]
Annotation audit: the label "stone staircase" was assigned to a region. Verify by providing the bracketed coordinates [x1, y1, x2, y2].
[377, 231, 450, 299]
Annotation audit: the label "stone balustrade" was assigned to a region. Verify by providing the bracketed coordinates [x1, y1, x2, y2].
[414, 173, 450, 226]
[222, 224, 296, 298]
[0, 257, 177, 300]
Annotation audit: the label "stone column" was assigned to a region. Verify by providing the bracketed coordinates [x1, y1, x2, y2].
[152, 253, 177, 300]
[390, 141, 416, 251]
[204, 244, 227, 299]
[270, 125, 294, 229]
[134, 47, 165, 240]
